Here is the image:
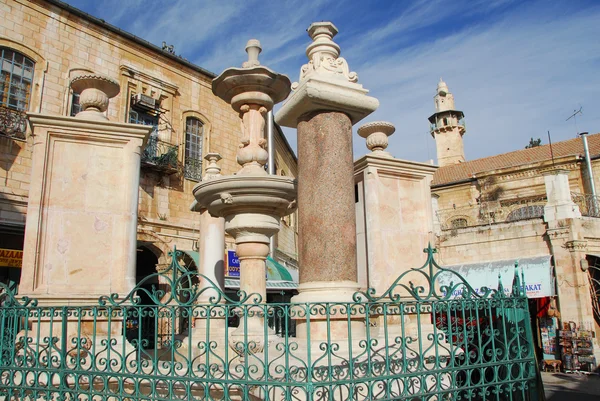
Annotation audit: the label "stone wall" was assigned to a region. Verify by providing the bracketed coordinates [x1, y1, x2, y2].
[436, 219, 550, 266]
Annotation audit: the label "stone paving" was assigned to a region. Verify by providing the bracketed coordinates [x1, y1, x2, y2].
[542, 372, 600, 400]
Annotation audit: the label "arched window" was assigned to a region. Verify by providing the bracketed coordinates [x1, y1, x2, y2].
[450, 218, 468, 229]
[0, 47, 35, 111]
[184, 117, 203, 181]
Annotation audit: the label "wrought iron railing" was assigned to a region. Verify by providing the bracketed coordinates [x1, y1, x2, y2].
[0, 246, 539, 401]
[0, 104, 28, 140]
[141, 136, 181, 174]
[184, 157, 202, 181]
[571, 192, 600, 218]
[437, 197, 546, 231]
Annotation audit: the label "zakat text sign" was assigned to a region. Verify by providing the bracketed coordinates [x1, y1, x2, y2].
[227, 250, 240, 277]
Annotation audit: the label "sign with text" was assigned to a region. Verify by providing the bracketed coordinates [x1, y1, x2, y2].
[227, 250, 240, 277]
[0, 248, 23, 268]
[438, 255, 553, 299]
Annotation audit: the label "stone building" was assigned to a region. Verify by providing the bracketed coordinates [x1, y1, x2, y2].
[0, 0, 298, 296]
[430, 80, 600, 369]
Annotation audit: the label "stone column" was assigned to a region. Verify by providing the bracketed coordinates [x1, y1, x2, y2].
[276, 22, 378, 340]
[187, 153, 226, 356]
[195, 153, 226, 304]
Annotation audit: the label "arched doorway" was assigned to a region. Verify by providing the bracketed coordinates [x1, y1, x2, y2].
[126, 245, 159, 349]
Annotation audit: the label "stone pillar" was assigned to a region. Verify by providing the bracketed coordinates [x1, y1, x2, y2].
[20, 74, 152, 303]
[543, 169, 581, 221]
[19, 74, 151, 357]
[276, 22, 378, 340]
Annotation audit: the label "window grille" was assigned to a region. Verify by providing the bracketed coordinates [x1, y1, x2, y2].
[0, 47, 34, 111]
[184, 117, 203, 181]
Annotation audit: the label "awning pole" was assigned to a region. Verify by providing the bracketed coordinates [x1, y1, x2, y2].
[267, 110, 275, 257]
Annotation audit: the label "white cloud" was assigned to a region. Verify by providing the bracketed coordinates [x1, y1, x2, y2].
[65, 0, 600, 164]
[353, 3, 600, 163]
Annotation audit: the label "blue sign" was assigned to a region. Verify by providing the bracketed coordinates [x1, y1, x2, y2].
[227, 250, 240, 277]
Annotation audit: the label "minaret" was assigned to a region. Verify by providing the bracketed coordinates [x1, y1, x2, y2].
[428, 79, 466, 166]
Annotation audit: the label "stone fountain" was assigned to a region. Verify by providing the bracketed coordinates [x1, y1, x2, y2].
[192, 40, 296, 354]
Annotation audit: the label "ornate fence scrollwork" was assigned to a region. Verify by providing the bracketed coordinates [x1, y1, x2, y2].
[0, 246, 539, 401]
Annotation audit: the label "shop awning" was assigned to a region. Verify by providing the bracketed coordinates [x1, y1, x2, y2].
[438, 255, 553, 299]
[224, 278, 298, 290]
[266, 256, 293, 281]
[179, 250, 199, 268]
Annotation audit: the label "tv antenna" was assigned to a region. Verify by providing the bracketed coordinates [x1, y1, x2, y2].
[566, 106, 583, 137]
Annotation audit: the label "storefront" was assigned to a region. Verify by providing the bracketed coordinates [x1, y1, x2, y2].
[439, 256, 562, 365]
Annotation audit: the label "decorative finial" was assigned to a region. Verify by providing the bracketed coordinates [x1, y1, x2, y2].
[357, 121, 395, 157]
[70, 74, 120, 121]
[292, 21, 357, 90]
[243, 39, 262, 68]
[203, 153, 222, 180]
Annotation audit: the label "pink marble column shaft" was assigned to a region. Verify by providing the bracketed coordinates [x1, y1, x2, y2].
[297, 111, 357, 283]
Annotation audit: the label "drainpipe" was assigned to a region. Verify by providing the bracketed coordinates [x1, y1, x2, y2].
[267, 110, 275, 257]
[580, 132, 598, 214]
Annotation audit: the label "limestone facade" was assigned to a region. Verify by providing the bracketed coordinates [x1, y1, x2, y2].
[0, 0, 298, 290]
[430, 81, 600, 361]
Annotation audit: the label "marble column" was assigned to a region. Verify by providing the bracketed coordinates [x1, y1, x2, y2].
[195, 153, 226, 304]
[276, 22, 378, 306]
[297, 111, 356, 285]
[276, 22, 378, 341]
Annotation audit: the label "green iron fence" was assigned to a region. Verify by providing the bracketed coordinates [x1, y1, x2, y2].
[0, 246, 540, 401]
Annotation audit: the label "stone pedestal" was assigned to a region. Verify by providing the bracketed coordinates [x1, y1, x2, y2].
[19, 74, 151, 359]
[354, 121, 437, 337]
[20, 76, 152, 304]
[276, 22, 378, 341]
[354, 122, 437, 299]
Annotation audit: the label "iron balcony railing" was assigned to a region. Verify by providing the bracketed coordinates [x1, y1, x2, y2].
[0, 104, 28, 140]
[571, 192, 600, 218]
[0, 246, 540, 401]
[184, 157, 203, 181]
[437, 197, 546, 231]
[141, 136, 181, 174]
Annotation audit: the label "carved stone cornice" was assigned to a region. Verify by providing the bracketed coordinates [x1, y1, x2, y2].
[564, 240, 587, 252]
[546, 228, 570, 240]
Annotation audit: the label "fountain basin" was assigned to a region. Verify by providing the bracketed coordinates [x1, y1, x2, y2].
[193, 175, 297, 241]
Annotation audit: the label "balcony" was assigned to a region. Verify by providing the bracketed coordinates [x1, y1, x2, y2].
[141, 137, 181, 175]
[0, 104, 28, 140]
[572, 192, 600, 218]
[437, 197, 546, 231]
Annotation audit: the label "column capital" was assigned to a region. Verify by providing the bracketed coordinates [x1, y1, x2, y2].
[276, 22, 378, 128]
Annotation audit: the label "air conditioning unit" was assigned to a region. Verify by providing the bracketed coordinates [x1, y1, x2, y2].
[131, 93, 157, 110]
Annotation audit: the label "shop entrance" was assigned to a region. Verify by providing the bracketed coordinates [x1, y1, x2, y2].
[126, 245, 159, 349]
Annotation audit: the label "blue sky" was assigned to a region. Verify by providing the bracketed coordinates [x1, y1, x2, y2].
[65, 0, 600, 163]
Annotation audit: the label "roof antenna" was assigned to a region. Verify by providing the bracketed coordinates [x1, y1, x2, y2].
[566, 106, 583, 137]
[547, 130, 555, 167]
